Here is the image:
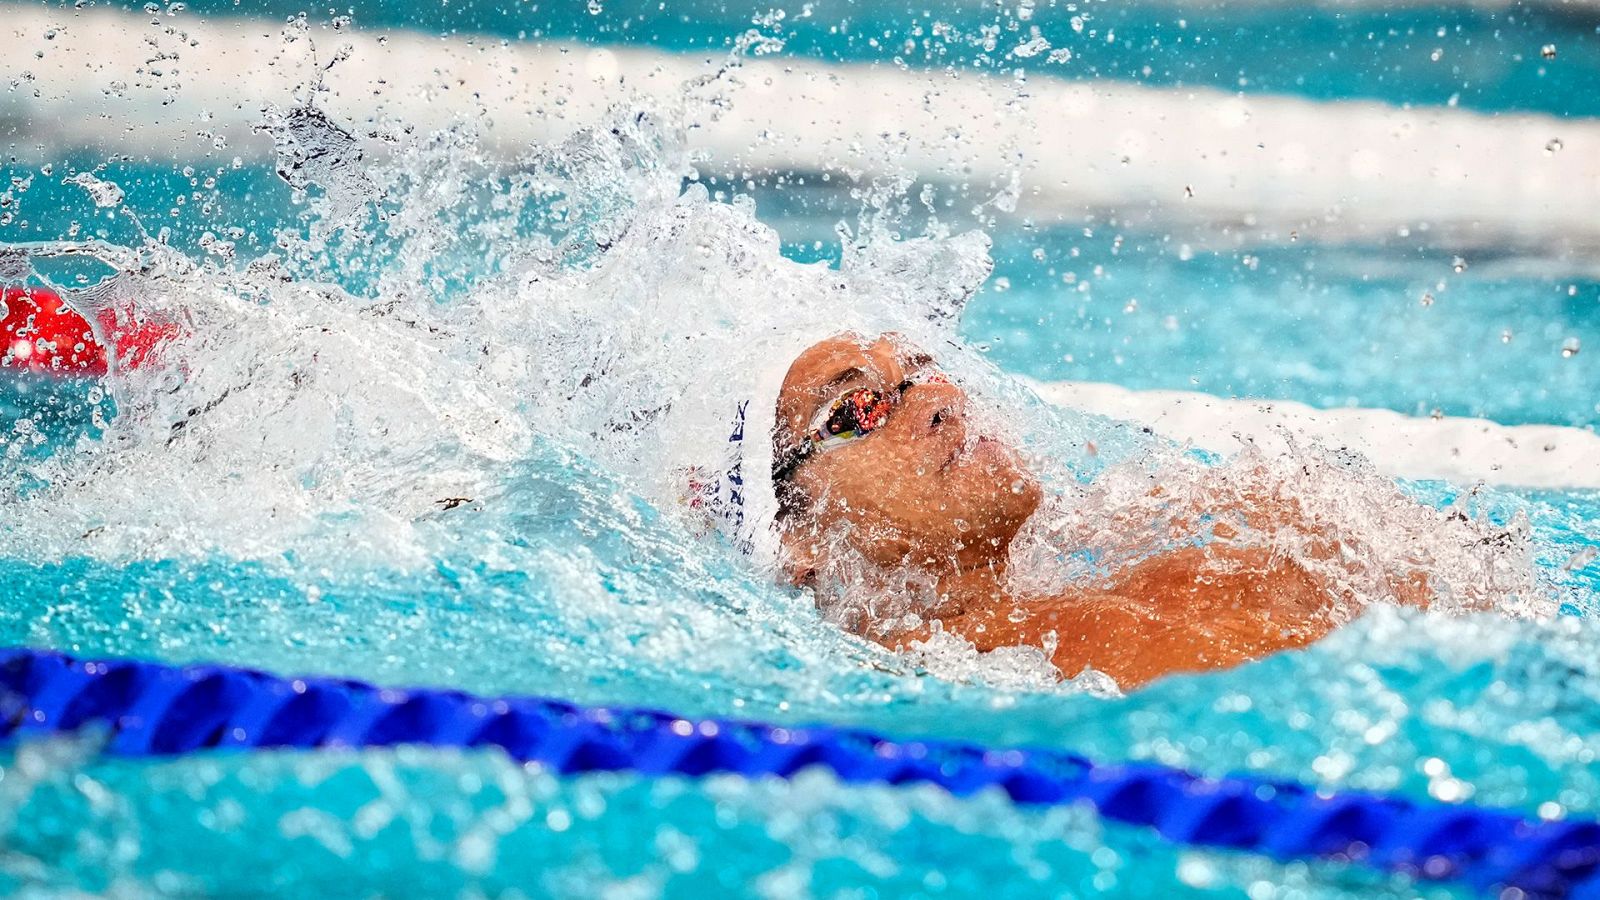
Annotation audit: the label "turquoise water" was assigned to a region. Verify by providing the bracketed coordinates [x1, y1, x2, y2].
[113, 0, 1600, 116]
[1, 747, 1452, 898]
[3, 439, 1600, 894]
[968, 232, 1600, 427]
[6, 2, 1600, 896]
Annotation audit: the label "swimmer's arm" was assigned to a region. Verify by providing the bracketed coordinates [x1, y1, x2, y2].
[926, 545, 1342, 689]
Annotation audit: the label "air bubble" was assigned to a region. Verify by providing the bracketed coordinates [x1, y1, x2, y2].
[1562, 338, 1581, 358]
[1541, 44, 1557, 59]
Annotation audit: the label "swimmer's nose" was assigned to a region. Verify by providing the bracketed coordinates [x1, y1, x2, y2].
[897, 380, 967, 432]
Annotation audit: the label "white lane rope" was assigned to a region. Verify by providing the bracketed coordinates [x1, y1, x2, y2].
[1034, 379, 1600, 490]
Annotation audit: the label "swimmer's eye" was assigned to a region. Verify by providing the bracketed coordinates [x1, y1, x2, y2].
[772, 371, 952, 483]
[815, 387, 893, 448]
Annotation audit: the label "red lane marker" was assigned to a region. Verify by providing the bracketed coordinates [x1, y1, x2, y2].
[1, 285, 177, 377]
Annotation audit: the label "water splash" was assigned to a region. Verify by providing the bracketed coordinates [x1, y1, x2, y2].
[0, 72, 1553, 681]
[0, 69, 1587, 900]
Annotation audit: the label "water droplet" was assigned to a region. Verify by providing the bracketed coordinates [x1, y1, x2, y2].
[1419, 292, 1434, 307]
[1123, 298, 1139, 313]
[1451, 256, 1467, 273]
[1500, 329, 1513, 344]
[1541, 43, 1557, 60]
[1562, 337, 1581, 358]
[1429, 48, 1443, 62]
[586, 0, 603, 14]
[1545, 138, 1564, 155]
[69, 172, 124, 208]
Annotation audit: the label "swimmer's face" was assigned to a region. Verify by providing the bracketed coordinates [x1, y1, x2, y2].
[773, 333, 1041, 577]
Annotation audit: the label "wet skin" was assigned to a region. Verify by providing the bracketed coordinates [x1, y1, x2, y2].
[773, 333, 1410, 689]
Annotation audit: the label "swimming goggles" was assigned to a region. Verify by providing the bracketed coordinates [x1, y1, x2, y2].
[772, 373, 949, 483]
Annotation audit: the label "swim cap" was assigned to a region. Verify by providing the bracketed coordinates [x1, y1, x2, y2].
[681, 325, 835, 569]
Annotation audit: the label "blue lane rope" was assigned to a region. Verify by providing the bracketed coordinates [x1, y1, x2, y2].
[3, 647, 1598, 897]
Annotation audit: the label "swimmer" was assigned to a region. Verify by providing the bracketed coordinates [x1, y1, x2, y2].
[740, 332, 1430, 689]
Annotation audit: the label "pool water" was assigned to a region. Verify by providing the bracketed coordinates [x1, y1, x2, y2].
[92, 0, 1600, 116]
[5, 1, 1600, 897]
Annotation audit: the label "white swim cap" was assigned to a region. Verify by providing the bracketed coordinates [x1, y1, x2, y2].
[681, 325, 836, 569]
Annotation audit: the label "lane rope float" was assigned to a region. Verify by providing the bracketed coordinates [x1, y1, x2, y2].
[3, 647, 1598, 896]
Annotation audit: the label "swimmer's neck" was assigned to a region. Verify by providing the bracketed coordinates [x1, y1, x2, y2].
[927, 548, 1015, 619]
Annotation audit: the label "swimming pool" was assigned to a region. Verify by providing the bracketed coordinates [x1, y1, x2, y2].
[5, 0, 1600, 896]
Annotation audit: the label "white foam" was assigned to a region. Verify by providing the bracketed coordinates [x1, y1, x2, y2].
[5, 5, 1600, 256]
[1033, 379, 1600, 490]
